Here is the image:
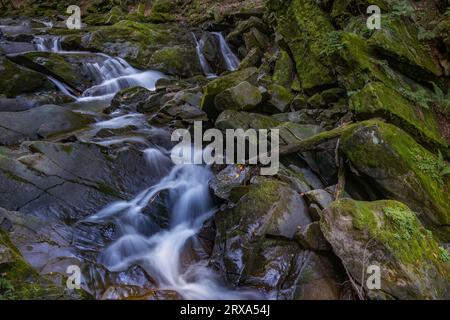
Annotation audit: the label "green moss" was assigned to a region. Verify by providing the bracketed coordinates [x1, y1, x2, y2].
[273, 0, 336, 90]
[341, 121, 450, 230]
[349, 82, 446, 149]
[148, 46, 201, 77]
[272, 50, 294, 88]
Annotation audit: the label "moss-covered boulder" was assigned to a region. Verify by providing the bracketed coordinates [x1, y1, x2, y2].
[272, 49, 294, 88]
[0, 225, 68, 299]
[0, 56, 53, 98]
[349, 82, 447, 149]
[340, 121, 450, 236]
[201, 67, 258, 119]
[368, 15, 443, 80]
[214, 81, 262, 111]
[81, 20, 200, 77]
[271, 0, 336, 91]
[212, 177, 312, 284]
[11, 52, 106, 93]
[321, 199, 450, 299]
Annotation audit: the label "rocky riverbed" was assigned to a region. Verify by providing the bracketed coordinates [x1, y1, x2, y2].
[0, 0, 449, 300]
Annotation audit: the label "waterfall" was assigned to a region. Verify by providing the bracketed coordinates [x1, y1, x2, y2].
[85, 147, 260, 300]
[33, 35, 167, 101]
[192, 33, 217, 79]
[212, 32, 240, 71]
[34, 35, 61, 52]
[194, 31, 240, 78]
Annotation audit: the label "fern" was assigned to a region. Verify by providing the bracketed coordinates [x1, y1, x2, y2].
[431, 82, 450, 110]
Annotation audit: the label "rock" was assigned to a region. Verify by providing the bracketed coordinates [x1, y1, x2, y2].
[0, 140, 157, 220]
[239, 47, 262, 69]
[200, 32, 232, 74]
[235, 238, 344, 299]
[270, 0, 336, 91]
[304, 189, 334, 209]
[0, 105, 92, 145]
[349, 82, 447, 150]
[81, 20, 200, 77]
[263, 84, 294, 113]
[201, 67, 258, 119]
[340, 121, 450, 237]
[272, 49, 294, 88]
[228, 16, 269, 44]
[368, 15, 443, 80]
[212, 177, 312, 284]
[10, 52, 107, 93]
[210, 165, 250, 200]
[295, 222, 331, 251]
[0, 94, 73, 112]
[148, 0, 176, 22]
[0, 40, 35, 54]
[0, 218, 72, 299]
[321, 199, 450, 299]
[0, 56, 54, 98]
[214, 81, 262, 111]
[109, 86, 155, 113]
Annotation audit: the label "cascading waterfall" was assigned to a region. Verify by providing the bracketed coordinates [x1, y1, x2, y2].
[194, 31, 240, 77]
[34, 36, 166, 101]
[85, 147, 260, 300]
[192, 33, 217, 79]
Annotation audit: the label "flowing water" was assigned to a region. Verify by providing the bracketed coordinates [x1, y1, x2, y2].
[31, 30, 255, 299]
[84, 147, 260, 299]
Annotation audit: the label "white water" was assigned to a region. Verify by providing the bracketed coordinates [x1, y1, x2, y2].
[85, 147, 260, 300]
[34, 36, 167, 101]
[194, 31, 240, 77]
[212, 32, 240, 71]
[192, 33, 217, 79]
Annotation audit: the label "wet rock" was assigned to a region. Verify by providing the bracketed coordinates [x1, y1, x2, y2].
[212, 177, 311, 284]
[228, 17, 269, 44]
[263, 84, 294, 113]
[239, 47, 262, 69]
[0, 56, 54, 98]
[0, 141, 156, 220]
[10, 52, 108, 93]
[109, 86, 155, 113]
[214, 81, 262, 111]
[0, 105, 92, 145]
[321, 199, 450, 299]
[295, 222, 331, 251]
[304, 189, 334, 210]
[0, 40, 35, 54]
[0, 94, 73, 112]
[340, 121, 450, 236]
[272, 49, 294, 88]
[210, 165, 250, 200]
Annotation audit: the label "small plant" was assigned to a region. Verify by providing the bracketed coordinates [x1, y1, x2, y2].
[438, 150, 450, 177]
[439, 247, 450, 262]
[430, 82, 450, 110]
[392, 1, 415, 17]
[398, 87, 432, 109]
[417, 26, 436, 41]
[0, 277, 15, 300]
[383, 206, 417, 241]
[319, 31, 344, 58]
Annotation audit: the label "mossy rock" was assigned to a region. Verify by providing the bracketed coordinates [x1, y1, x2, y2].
[340, 121, 450, 237]
[214, 81, 262, 112]
[321, 199, 450, 299]
[0, 228, 67, 300]
[201, 67, 258, 119]
[272, 49, 294, 88]
[272, 0, 336, 91]
[368, 15, 443, 80]
[349, 82, 447, 150]
[148, 46, 202, 78]
[212, 177, 311, 284]
[0, 56, 53, 98]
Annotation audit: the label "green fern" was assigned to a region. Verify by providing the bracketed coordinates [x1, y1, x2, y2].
[431, 82, 450, 110]
[438, 150, 450, 177]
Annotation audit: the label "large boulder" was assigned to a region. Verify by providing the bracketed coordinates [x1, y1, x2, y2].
[340, 121, 450, 236]
[81, 20, 202, 77]
[0, 56, 53, 98]
[270, 0, 336, 91]
[321, 199, 450, 299]
[214, 81, 262, 111]
[0, 105, 92, 145]
[201, 67, 258, 119]
[349, 82, 447, 150]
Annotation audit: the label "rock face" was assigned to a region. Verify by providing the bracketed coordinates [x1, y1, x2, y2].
[0, 105, 92, 145]
[0, 56, 54, 97]
[321, 199, 450, 300]
[340, 121, 450, 236]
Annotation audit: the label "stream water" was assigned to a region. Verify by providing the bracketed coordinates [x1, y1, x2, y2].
[30, 30, 254, 299]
